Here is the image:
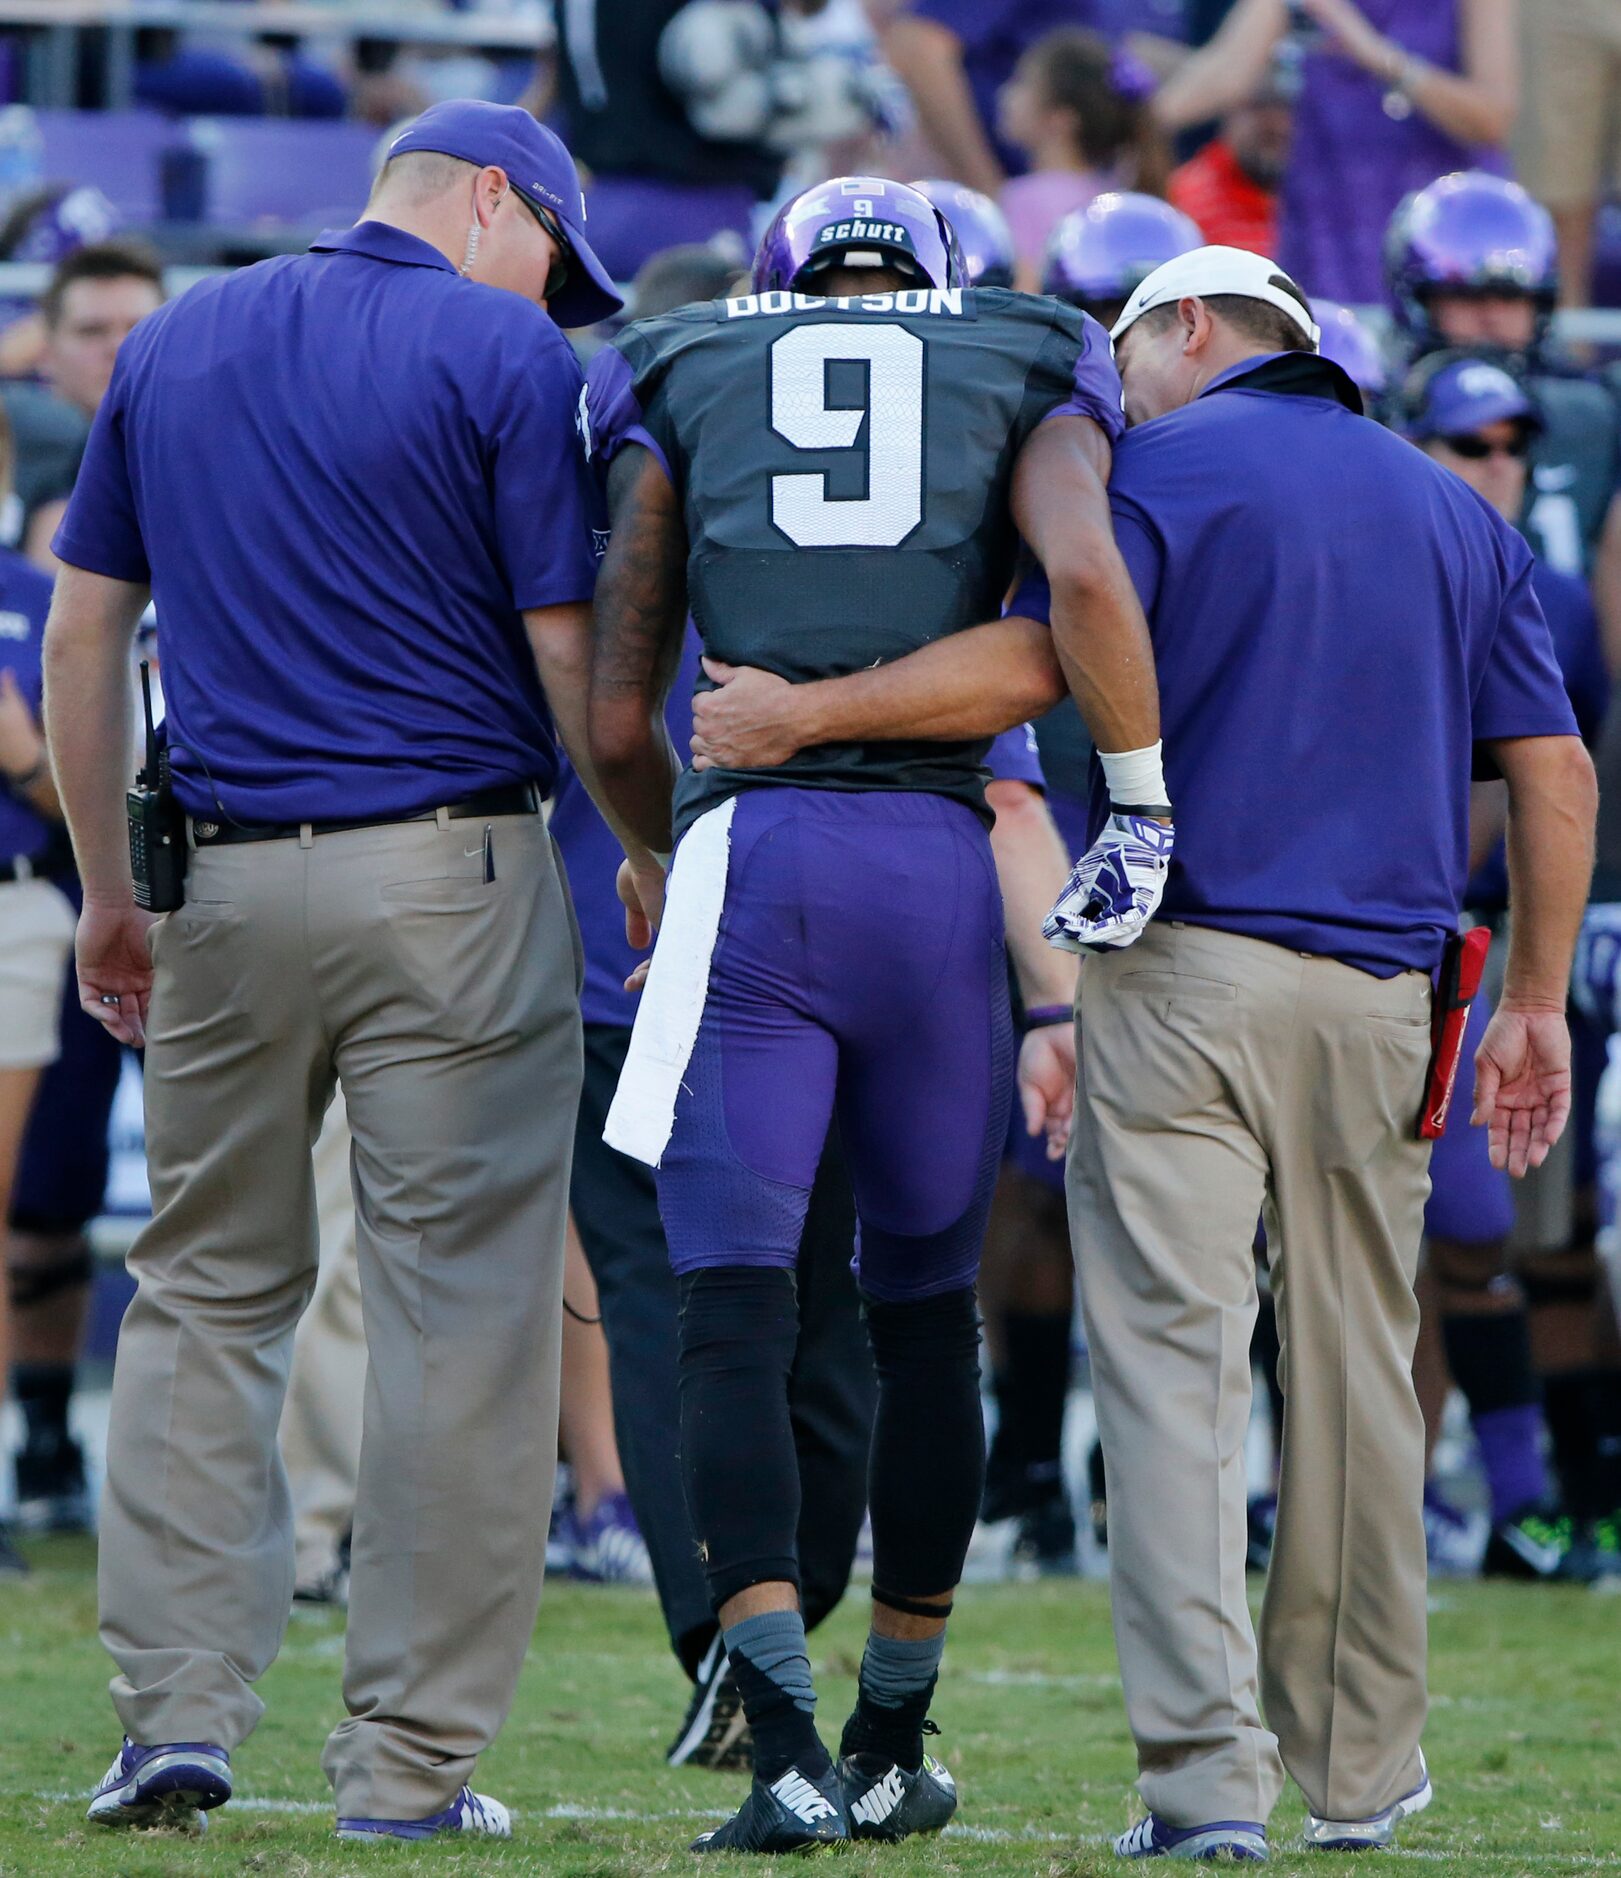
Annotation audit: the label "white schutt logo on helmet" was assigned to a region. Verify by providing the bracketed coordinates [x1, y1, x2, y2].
[769, 1772, 837, 1824]
[850, 1767, 906, 1827]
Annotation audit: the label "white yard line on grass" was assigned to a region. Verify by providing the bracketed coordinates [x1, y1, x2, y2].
[29, 1791, 1594, 1861]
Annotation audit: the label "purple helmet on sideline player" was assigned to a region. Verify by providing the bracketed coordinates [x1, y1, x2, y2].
[1042, 192, 1202, 323]
[1385, 171, 1558, 347]
[752, 175, 965, 294]
[1311, 300, 1388, 397]
[911, 178, 1015, 287]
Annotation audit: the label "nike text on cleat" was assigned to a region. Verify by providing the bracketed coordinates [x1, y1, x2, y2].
[87, 1739, 232, 1832]
[336, 1786, 512, 1841]
[1114, 1814, 1269, 1861]
[1303, 1755, 1432, 1851]
[668, 1634, 753, 1771]
[840, 1750, 958, 1842]
[690, 1760, 848, 1854]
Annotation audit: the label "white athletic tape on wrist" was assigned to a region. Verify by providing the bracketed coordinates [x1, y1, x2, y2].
[1099, 740, 1166, 808]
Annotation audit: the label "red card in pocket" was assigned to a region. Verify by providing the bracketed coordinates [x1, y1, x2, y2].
[1418, 926, 1492, 1141]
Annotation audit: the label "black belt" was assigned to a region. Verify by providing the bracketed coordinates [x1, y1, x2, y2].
[190, 782, 541, 848]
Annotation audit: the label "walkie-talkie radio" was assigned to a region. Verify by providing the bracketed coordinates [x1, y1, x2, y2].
[127, 660, 186, 912]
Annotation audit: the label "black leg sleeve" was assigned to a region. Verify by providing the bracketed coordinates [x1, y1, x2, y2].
[678, 1265, 804, 1610]
[865, 1286, 986, 1601]
[790, 1125, 875, 1632]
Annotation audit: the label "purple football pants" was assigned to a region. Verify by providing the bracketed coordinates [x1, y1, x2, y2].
[656, 789, 1013, 1303]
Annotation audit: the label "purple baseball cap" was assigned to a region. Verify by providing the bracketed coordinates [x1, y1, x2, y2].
[1405, 356, 1543, 442]
[387, 100, 622, 328]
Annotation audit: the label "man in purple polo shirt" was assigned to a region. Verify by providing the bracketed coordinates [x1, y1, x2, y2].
[42, 101, 651, 1843]
[684, 244, 1596, 1860]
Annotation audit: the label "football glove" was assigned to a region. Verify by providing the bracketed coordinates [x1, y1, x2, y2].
[1043, 813, 1174, 953]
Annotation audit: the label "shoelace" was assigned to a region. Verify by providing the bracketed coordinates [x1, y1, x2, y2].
[586, 1519, 652, 1584]
[456, 1790, 499, 1832]
[1118, 1816, 1157, 1855]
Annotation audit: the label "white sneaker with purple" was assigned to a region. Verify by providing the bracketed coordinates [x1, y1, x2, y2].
[560, 1489, 654, 1585]
[1303, 1755, 1432, 1851]
[336, 1785, 512, 1842]
[1114, 1815, 1269, 1861]
[87, 1739, 232, 1832]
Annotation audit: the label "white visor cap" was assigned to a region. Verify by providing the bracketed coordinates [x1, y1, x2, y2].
[1109, 245, 1321, 349]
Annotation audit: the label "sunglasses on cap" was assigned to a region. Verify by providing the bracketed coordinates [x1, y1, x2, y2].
[512, 190, 571, 302]
[1441, 430, 1531, 461]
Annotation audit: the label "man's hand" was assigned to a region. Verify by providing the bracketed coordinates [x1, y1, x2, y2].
[1471, 1004, 1572, 1178]
[77, 896, 156, 1046]
[1045, 813, 1174, 953]
[617, 854, 667, 994]
[690, 659, 811, 772]
[1018, 1020, 1075, 1160]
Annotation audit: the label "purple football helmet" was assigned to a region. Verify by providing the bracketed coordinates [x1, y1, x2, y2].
[752, 176, 964, 294]
[910, 179, 1015, 288]
[4, 183, 119, 264]
[1042, 192, 1203, 315]
[1386, 171, 1557, 339]
[1311, 299, 1388, 395]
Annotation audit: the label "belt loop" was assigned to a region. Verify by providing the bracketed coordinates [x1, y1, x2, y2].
[299, 823, 314, 850]
[185, 817, 199, 853]
[435, 805, 453, 831]
[14, 853, 32, 882]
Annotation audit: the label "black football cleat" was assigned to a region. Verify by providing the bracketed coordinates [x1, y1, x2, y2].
[689, 1761, 847, 1854]
[840, 1746, 958, 1842]
[668, 1634, 753, 1771]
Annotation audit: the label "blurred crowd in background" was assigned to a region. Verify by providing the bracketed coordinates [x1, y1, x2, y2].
[3, 0, 1621, 1606]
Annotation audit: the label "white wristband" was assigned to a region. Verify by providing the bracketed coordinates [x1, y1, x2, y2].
[1099, 740, 1168, 808]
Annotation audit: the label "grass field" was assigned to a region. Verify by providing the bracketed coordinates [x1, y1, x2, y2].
[3, 1535, 1619, 1876]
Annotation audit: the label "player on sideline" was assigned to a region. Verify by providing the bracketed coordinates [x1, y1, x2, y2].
[588, 177, 1171, 1855]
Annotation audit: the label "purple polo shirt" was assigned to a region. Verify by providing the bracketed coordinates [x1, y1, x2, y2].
[54, 221, 598, 822]
[0, 547, 58, 864]
[1013, 352, 1579, 976]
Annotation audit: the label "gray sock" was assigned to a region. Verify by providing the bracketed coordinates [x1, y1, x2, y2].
[723, 1609, 816, 1715]
[859, 1628, 946, 1708]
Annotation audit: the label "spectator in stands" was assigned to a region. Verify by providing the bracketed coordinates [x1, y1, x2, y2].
[884, 1, 1095, 198]
[17, 241, 164, 573]
[1152, 0, 1517, 304]
[1514, 0, 1621, 314]
[1167, 65, 1290, 255]
[134, 27, 347, 120]
[996, 27, 1167, 282]
[548, 0, 782, 281]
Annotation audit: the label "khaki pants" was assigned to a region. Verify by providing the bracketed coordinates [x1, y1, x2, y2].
[98, 811, 582, 1819]
[280, 1088, 365, 1590]
[1068, 923, 1433, 1828]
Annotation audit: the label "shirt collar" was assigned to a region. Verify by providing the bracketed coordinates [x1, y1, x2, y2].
[1197, 349, 1365, 415]
[309, 220, 458, 275]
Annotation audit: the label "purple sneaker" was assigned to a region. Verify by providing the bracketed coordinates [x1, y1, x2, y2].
[1114, 1815, 1269, 1861]
[559, 1489, 654, 1585]
[87, 1738, 232, 1832]
[336, 1785, 511, 1841]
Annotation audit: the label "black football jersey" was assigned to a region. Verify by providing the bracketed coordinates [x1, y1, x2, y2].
[611, 284, 1121, 834]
